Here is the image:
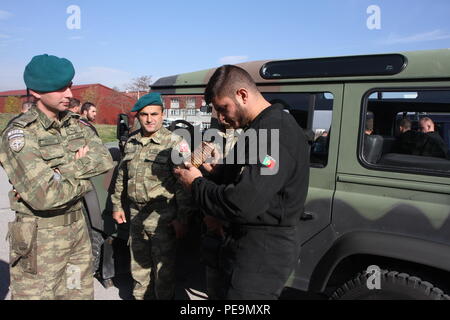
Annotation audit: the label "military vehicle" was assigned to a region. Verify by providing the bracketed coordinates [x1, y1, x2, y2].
[91, 49, 450, 299]
[148, 49, 450, 300]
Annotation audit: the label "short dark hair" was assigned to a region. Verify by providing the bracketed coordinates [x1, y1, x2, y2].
[399, 118, 411, 130]
[81, 102, 95, 114]
[69, 98, 80, 109]
[204, 65, 258, 105]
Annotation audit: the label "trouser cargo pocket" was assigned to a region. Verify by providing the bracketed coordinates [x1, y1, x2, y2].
[7, 218, 38, 274]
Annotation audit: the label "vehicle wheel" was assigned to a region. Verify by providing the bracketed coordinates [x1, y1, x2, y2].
[330, 269, 450, 300]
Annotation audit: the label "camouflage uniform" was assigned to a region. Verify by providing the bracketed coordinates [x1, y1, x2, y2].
[218, 128, 242, 158]
[111, 126, 192, 300]
[79, 116, 99, 137]
[0, 106, 114, 300]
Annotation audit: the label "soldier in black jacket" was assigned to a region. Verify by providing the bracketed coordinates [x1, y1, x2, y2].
[393, 118, 429, 156]
[419, 117, 450, 159]
[393, 118, 449, 159]
[175, 65, 310, 299]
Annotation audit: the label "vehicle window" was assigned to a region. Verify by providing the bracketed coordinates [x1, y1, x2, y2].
[162, 94, 210, 130]
[262, 92, 334, 168]
[361, 89, 450, 174]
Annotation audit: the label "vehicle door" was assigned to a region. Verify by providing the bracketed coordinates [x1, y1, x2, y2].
[261, 83, 344, 244]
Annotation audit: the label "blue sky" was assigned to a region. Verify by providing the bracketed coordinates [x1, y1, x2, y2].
[0, 0, 449, 91]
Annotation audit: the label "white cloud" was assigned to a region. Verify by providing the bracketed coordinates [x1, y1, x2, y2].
[69, 36, 84, 40]
[74, 66, 133, 89]
[219, 55, 249, 65]
[0, 10, 13, 20]
[382, 29, 450, 45]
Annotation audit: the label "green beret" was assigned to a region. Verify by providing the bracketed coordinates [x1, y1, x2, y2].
[131, 92, 163, 112]
[23, 54, 75, 92]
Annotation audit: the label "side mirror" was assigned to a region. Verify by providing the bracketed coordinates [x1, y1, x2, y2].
[116, 113, 129, 141]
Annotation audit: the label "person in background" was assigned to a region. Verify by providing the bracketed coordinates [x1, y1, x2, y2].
[393, 118, 428, 155]
[419, 117, 449, 159]
[21, 101, 35, 113]
[68, 98, 81, 114]
[80, 102, 99, 136]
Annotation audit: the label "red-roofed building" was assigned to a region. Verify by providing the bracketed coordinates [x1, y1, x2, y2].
[0, 84, 137, 125]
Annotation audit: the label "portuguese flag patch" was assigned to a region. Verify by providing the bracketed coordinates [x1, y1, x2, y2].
[262, 155, 276, 169]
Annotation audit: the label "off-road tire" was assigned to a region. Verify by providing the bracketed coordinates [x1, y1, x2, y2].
[330, 269, 450, 300]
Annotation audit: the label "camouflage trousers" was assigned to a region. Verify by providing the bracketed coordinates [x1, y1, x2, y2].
[129, 204, 177, 300]
[9, 211, 93, 300]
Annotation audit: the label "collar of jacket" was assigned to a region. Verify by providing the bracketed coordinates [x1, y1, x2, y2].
[35, 106, 74, 130]
[248, 103, 283, 130]
[134, 126, 169, 146]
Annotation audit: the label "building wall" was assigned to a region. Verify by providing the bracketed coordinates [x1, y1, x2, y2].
[0, 96, 28, 113]
[0, 89, 213, 128]
[72, 84, 137, 125]
[161, 94, 212, 130]
[0, 84, 137, 125]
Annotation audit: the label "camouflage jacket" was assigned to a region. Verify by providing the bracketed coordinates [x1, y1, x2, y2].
[111, 126, 193, 224]
[218, 128, 243, 158]
[79, 116, 99, 137]
[0, 106, 114, 215]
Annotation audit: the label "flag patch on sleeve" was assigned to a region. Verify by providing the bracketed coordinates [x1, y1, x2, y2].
[262, 155, 276, 169]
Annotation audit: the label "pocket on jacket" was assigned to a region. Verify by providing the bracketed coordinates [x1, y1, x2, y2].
[67, 132, 86, 152]
[8, 218, 38, 274]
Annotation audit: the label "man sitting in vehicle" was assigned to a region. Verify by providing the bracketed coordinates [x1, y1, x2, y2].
[393, 118, 447, 159]
[419, 117, 450, 159]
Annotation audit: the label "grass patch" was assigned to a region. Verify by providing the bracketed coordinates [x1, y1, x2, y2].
[96, 124, 117, 143]
[0, 113, 116, 143]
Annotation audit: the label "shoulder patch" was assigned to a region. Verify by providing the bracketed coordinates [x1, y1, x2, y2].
[7, 129, 25, 152]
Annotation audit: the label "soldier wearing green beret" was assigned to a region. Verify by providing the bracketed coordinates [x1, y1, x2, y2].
[111, 92, 193, 300]
[0, 54, 114, 300]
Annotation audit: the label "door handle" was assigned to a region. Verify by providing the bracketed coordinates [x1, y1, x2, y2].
[301, 211, 314, 221]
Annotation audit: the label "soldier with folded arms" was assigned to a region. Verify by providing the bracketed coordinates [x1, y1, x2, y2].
[0, 54, 114, 300]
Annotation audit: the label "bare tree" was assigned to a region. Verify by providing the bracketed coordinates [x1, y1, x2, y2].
[126, 76, 152, 99]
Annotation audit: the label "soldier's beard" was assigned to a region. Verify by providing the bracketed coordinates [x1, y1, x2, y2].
[37, 99, 66, 120]
[232, 101, 249, 129]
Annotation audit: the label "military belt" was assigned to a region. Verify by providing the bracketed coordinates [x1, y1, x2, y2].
[16, 210, 83, 229]
[131, 198, 171, 211]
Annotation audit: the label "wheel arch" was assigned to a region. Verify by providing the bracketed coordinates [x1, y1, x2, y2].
[309, 231, 450, 292]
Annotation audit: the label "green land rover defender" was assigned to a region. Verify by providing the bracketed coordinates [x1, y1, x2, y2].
[93, 49, 450, 299]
